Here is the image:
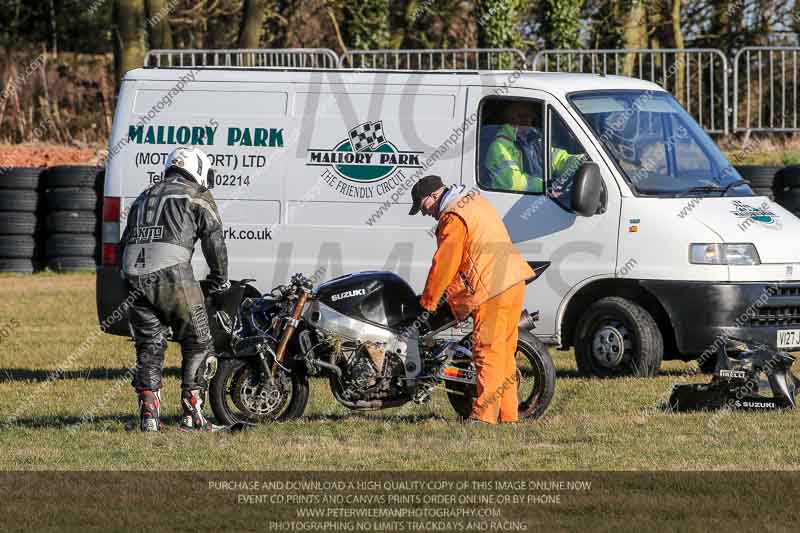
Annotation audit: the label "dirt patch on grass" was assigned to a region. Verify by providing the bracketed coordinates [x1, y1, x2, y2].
[0, 143, 103, 168]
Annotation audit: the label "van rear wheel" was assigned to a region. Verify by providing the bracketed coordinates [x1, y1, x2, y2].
[575, 297, 663, 378]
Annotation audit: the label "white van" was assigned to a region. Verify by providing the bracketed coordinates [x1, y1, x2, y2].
[98, 65, 800, 377]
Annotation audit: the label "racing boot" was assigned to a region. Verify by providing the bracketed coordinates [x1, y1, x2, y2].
[179, 389, 222, 432]
[138, 389, 161, 432]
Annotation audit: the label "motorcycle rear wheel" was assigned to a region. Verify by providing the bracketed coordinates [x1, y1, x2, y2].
[209, 358, 309, 426]
[446, 329, 555, 420]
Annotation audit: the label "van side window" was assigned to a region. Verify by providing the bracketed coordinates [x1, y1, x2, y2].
[478, 97, 545, 194]
[549, 109, 590, 207]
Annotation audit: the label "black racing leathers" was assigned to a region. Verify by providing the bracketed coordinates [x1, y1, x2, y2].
[121, 173, 228, 393]
[121, 174, 227, 284]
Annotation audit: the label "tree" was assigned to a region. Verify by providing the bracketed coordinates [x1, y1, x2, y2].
[476, 0, 523, 67]
[112, 0, 146, 86]
[704, 0, 733, 53]
[340, 0, 391, 50]
[646, 1, 667, 50]
[755, 0, 776, 45]
[621, 0, 647, 75]
[191, 1, 208, 48]
[388, 0, 418, 49]
[145, 0, 173, 49]
[670, 0, 685, 103]
[238, 0, 267, 48]
[48, 0, 57, 55]
[795, 0, 800, 45]
[588, 0, 622, 49]
[541, 0, 582, 49]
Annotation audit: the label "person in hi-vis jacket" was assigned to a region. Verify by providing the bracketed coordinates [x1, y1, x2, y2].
[485, 101, 579, 193]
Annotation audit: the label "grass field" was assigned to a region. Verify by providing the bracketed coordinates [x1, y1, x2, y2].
[1, 273, 799, 472]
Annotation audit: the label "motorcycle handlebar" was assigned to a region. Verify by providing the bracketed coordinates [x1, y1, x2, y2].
[270, 273, 316, 299]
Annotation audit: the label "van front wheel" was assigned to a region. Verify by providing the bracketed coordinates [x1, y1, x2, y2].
[574, 297, 663, 378]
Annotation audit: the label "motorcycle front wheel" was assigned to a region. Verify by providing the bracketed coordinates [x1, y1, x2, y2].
[209, 358, 309, 426]
[446, 329, 556, 420]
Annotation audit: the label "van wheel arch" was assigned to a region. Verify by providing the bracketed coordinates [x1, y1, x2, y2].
[560, 279, 678, 358]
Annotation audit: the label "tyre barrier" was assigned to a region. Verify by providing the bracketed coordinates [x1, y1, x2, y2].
[0, 167, 41, 190]
[0, 189, 38, 212]
[0, 168, 41, 274]
[0, 212, 36, 234]
[45, 233, 97, 258]
[0, 235, 36, 258]
[773, 165, 800, 217]
[46, 256, 97, 273]
[41, 166, 101, 273]
[44, 187, 98, 211]
[0, 258, 34, 273]
[0, 166, 103, 273]
[45, 211, 96, 233]
[735, 165, 781, 200]
[43, 165, 102, 189]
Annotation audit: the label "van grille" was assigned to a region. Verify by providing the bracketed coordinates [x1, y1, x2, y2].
[751, 284, 800, 326]
[766, 286, 800, 297]
[751, 307, 800, 327]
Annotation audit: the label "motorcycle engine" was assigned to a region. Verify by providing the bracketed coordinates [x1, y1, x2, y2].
[342, 341, 406, 400]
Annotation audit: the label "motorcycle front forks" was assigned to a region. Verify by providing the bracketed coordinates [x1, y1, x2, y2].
[272, 291, 309, 375]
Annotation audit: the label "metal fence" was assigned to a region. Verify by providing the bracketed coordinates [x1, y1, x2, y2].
[338, 48, 528, 70]
[141, 46, 800, 135]
[144, 48, 340, 69]
[733, 47, 800, 132]
[532, 48, 730, 134]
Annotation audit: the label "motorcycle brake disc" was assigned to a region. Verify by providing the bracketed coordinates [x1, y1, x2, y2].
[231, 365, 290, 417]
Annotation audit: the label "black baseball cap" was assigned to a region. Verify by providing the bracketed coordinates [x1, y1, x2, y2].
[409, 175, 445, 215]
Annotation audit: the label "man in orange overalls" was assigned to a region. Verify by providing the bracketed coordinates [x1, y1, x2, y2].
[409, 175, 535, 424]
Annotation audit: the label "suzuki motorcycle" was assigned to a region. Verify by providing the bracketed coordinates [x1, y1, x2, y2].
[205, 271, 556, 426]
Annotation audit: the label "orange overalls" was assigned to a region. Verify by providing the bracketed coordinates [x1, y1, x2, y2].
[420, 190, 534, 424]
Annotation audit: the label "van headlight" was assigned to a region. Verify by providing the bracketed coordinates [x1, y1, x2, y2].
[689, 243, 761, 265]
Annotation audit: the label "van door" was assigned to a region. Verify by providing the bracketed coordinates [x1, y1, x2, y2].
[280, 75, 467, 290]
[462, 87, 621, 342]
[111, 79, 288, 288]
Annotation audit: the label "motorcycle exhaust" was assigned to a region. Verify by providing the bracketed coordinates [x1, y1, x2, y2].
[310, 359, 342, 377]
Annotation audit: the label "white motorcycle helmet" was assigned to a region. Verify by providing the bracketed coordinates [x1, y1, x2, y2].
[164, 146, 215, 189]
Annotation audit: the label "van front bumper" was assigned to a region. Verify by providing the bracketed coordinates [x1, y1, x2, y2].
[640, 280, 800, 357]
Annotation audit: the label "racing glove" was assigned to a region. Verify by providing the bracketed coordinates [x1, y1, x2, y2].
[207, 279, 232, 308]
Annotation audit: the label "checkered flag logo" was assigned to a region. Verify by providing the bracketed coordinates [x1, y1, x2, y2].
[348, 121, 386, 152]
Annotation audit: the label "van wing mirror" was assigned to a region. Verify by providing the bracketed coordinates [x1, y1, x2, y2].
[570, 162, 605, 217]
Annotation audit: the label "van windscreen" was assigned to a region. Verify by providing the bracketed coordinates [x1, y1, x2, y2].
[570, 91, 753, 198]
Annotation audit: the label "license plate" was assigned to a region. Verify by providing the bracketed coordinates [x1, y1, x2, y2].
[777, 329, 800, 349]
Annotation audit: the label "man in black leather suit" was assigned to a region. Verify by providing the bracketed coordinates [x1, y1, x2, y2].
[120, 146, 229, 432]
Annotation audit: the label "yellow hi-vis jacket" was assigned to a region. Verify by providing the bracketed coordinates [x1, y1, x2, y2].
[485, 124, 577, 193]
